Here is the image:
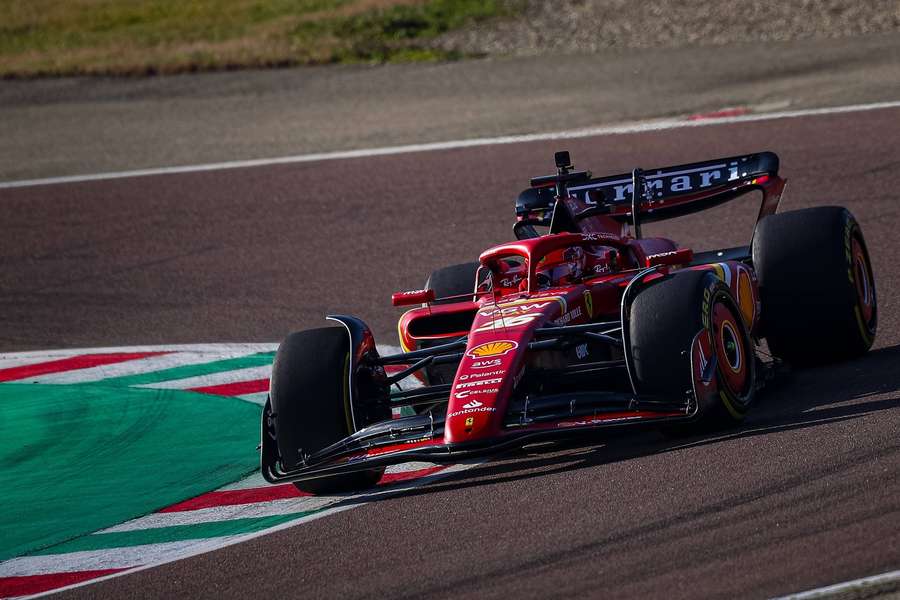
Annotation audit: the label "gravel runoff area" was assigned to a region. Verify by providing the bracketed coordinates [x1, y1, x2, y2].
[435, 0, 900, 55]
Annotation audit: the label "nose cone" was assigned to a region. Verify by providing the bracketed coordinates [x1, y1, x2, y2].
[443, 291, 573, 444]
[443, 347, 514, 444]
[448, 396, 497, 439]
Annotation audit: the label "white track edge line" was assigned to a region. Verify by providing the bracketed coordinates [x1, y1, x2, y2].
[772, 569, 900, 599]
[3, 100, 900, 190]
[24, 461, 479, 599]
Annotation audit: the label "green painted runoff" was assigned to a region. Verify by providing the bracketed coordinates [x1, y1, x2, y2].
[0, 383, 260, 561]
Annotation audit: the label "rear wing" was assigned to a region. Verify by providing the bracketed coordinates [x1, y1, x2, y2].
[564, 151, 785, 224]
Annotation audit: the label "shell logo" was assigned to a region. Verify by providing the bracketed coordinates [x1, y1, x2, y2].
[467, 340, 518, 358]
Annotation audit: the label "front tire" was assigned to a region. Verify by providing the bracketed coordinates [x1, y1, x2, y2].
[270, 328, 383, 494]
[752, 206, 876, 365]
[630, 270, 756, 429]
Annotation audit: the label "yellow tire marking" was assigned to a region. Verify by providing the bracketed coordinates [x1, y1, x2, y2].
[720, 390, 746, 420]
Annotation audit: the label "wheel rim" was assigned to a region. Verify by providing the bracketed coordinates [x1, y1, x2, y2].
[852, 236, 875, 327]
[720, 321, 742, 373]
[711, 300, 750, 396]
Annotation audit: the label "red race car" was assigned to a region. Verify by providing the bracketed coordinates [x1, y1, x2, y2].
[261, 150, 877, 494]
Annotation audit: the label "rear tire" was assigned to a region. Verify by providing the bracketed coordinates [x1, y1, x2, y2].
[752, 206, 876, 366]
[270, 328, 383, 494]
[630, 270, 756, 430]
[421, 262, 481, 384]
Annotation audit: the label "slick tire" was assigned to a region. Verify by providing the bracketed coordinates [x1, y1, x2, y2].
[630, 269, 756, 430]
[270, 328, 383, 494]
[752, 206, 876, 366]
[421, 262, 481, 385]
[425, 262, 481, 305]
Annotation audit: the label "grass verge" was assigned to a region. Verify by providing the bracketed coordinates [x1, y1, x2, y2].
[0, 0, 515, 78]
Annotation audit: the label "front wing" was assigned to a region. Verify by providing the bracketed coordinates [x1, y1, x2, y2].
[260, 392, 693, 484]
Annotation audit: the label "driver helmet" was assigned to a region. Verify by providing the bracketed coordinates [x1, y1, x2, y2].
[535, 246, 585, 289]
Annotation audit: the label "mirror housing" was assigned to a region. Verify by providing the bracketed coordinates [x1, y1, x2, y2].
[392, 289, 435, 307]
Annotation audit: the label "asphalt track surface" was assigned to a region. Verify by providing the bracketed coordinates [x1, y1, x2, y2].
[2, 106, 899, 598]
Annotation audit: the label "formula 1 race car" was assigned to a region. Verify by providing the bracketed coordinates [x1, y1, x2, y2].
[261, 150, 877, 494]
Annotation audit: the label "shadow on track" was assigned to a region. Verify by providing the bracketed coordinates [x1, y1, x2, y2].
[366, 343, 900, 501]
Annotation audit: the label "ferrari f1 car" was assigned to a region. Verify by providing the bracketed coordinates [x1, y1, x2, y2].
[261, 150, 877, 494]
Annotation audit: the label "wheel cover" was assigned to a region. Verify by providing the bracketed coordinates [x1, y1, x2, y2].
[711, 300, 750, 397]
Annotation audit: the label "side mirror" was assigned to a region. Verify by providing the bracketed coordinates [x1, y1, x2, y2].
[391, 288, 435, 307]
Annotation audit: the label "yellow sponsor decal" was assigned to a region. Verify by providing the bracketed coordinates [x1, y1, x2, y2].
[467, 340, 518, 358]
[737, 270, 755, 325]
[711, 263, 726, 282]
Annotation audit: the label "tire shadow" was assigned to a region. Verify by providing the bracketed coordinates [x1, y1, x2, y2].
[366, 343, 900, 501]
